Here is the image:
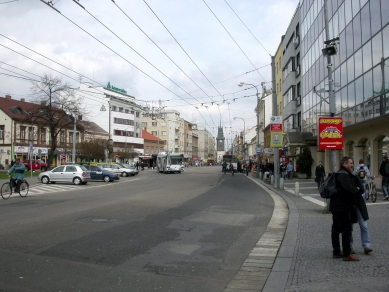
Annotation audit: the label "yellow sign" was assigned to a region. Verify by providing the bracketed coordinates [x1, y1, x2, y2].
[270, 132, 283, 148]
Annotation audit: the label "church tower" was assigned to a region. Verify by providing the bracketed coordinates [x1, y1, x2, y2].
[216, 123, 225, 152]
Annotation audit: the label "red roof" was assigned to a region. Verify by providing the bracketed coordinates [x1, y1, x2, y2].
[142, 129, 163, 142]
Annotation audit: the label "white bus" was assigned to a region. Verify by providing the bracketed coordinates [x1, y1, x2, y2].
[157, 152, 184, 174]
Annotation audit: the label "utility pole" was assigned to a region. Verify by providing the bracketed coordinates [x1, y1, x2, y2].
[271, 55, 280, 188]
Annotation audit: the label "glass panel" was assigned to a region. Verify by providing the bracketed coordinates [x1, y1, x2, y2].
[371, 31, 383, 67]
[335, 91, 342, 114]
[360, 0, 368, 9]
[344, 0, 352, 25]
[383, 25, 389, 58]
[382, 0, 389, 26]
[339, 30, 347, 64]
[352, 0, 360, 18]
[363, 70, 373, 101]
[347, 56, 354, 83]
[334, 67, 340, 87]
[338, 3, 346, 33]
[353, 12, 362, 51]
[370, 0, 381, 36]
[355, 76, 364, 105]
[333, 10, 339, 36]
[354, 48, 363, 78]
[345, 22, 353, 58]
[373, 65, 383, 96]
[340, 61, 347, 88]
[362, 40, 372, 72]
[385, 59, 389, 93]
[360, 3, 371, 45]
[348, 81, 356, 107]
[341, 86, 348, 113]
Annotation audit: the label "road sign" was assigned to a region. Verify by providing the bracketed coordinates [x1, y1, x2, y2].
[318, 117, 344, 150]
[29, 142, 33, 152]
[270, 116, 282, 124]
[115, 154, 118, 158]
[270, 124, 283, 132]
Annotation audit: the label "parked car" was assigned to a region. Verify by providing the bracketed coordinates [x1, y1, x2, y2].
[38, 165, 91, 185]
[117, 163, 138, 175]
[23, 159, 48, 171]
[83, 165, 119, 182]
[96, 163, 135, 177]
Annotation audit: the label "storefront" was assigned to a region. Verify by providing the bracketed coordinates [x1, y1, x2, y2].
[14, 146, 48, 162]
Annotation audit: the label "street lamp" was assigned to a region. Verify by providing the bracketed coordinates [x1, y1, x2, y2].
[238, 82, 263, 177]
[72, 110, 78, 163]
[233, 117, 246, 159]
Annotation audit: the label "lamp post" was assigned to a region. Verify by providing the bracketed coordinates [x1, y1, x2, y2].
[238, 82, 263, 177]
[72, 110, 78, 164]
[233, 117, 246, 160]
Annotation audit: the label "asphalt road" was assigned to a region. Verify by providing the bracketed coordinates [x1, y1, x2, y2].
[0, 167, 274, 292]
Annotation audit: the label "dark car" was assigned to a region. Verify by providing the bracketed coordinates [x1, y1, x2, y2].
[83, 165, 119, 182]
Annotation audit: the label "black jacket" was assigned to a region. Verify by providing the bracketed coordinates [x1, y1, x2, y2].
[354, 175, 369, 221]
[379, 161, 389, 177]
[315, 165, 326, 183]
[329, 167, 358, 213]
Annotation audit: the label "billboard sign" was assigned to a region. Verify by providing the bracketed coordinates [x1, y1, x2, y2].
[318, 117, 344, 150]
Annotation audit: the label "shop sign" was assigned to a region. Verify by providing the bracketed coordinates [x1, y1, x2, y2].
[318, 117, 344, 150]
[106, 82, 127, 94]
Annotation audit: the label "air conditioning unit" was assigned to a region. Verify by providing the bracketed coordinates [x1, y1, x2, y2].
[295, 65, 300, 77]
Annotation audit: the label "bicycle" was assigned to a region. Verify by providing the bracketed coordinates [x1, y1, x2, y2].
[365, 176, 377, 203]
[1, 179, 29, 200]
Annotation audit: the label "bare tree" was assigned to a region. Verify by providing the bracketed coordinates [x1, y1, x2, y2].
[25, 74, 84, 168]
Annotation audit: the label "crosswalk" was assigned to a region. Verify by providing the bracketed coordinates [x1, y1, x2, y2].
[25, 178, 142, 197]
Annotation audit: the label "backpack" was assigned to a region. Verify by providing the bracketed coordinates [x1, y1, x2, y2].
[319, 173, 339, 199]
[356, 167, 366, 179]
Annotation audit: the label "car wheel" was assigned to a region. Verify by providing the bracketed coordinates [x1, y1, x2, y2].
[103, 175, 110, 182]
[73, 177, 82, 185]
[41, 167, 47, 172]
[41, 176, 50, 184]
[122, 172, 128, 177]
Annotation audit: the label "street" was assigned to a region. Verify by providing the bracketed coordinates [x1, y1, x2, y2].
[0, 166, 274, 292]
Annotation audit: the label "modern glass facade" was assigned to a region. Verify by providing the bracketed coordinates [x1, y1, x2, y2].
[300, 0, 389, 135]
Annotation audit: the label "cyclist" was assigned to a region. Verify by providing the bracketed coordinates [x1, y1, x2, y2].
[7, 158, 26, 193]
[229, 163, 234, 176]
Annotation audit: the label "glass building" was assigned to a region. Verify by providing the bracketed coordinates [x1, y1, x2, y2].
[298, 0, 389, 175]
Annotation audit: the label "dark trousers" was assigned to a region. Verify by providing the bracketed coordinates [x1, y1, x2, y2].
[10, 178, 22, 192]
[331, 211, 352, 256]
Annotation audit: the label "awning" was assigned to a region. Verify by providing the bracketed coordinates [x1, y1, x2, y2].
[139, 155, 152, 160]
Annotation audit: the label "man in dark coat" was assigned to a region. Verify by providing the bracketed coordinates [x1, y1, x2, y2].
[315, 161, 326, 188]
[329, 157, 360, 261]
[379, 156, 389, 199]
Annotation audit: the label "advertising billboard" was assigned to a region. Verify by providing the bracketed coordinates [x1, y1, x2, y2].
[318, 117, 344, 150]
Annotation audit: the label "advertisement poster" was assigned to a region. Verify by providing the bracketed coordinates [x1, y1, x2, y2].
[318, 117, 344, 150]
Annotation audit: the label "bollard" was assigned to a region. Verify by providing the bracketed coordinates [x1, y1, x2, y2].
[270, 175, 274, 185]
[295, 182, 300, 196]
[280, 177, 284, 190]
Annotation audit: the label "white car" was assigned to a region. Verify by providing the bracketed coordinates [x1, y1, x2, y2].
[97, 163, 135, 177]
[38, 165, 91, 185]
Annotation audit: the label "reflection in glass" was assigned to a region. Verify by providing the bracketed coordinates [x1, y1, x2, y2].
[361, 4, 371, 45]
[373, 65, 383, 96]
[347, 56, 354, 84]
[382, 0, 389, 27]
[346, 23, 353, 58]
[354, 49, 363, 78]
[355, 76, 364, 106]
[348, 81, 355, 107]
[362, 41, 372, 72]
[370, 0, 382, 36]
[341, 62, 347, 88]
[363, 70, 373, 101]
[353, 12, 362, 51]
[372, 32, 382, 67]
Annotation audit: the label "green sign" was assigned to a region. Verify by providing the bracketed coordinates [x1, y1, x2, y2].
[106, 82, 127, 94]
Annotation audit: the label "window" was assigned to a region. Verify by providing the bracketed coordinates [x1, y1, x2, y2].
[0, 125, 4, 139]
[113, 117, 134, 125]
[112, 106, 117, 111]
[152, 122, 157, 126]
[125, 109, 129, 113]
[283, 87, 294, 107]
[136, 112, 140, 117]
[40, 128, 46, 143]
[59, 130, 65, 144]
[53, 166, 65, 172]
[142, 122, 147, 127]
[161, 131, 167, 136]
[65, 166, 77, 172]
[160, 122, 167, 127]
[151, 131, 157, 136]
[20, 126, 26, 141]
[119, 107, 123, 112]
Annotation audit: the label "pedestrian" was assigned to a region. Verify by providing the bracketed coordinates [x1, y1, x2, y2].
[353, 159, 370, 200]
[379, 156, 389, 200]
[315, 161, 326, 188]
[287, 161, 293, 180]
[245, 163, 249, 176]
[350, 174, 373, 255]
[330, 157, 360, 261]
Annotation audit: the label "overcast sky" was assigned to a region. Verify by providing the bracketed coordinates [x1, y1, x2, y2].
[0, 0, 299, 142]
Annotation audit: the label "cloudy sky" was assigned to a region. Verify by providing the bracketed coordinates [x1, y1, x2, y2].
[0, 0, 299, 143]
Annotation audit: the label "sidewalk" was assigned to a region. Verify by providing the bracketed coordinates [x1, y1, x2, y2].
[259, 177, 389, 292]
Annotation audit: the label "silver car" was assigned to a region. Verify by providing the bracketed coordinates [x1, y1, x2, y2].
[117, 163, 138, 175]
[38, 165, 91, 185]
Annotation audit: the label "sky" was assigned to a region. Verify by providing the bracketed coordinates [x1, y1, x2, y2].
[0, 0, 299, 143]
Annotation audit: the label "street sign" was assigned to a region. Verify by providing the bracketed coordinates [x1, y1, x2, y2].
[270, 132, 283, 147]
[29, 142, 33, 153]
[256, 146, 262, 155]
[270, 116, 282, 124]
[318, 117, 344, 150]
[270, 124, 283, 132]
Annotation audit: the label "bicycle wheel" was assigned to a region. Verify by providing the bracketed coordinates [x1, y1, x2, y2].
[371, 185, 377, 203]
[365, 184, 370, 201]
[1, 183, 12, 200]
[19, 181, 29, 197]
